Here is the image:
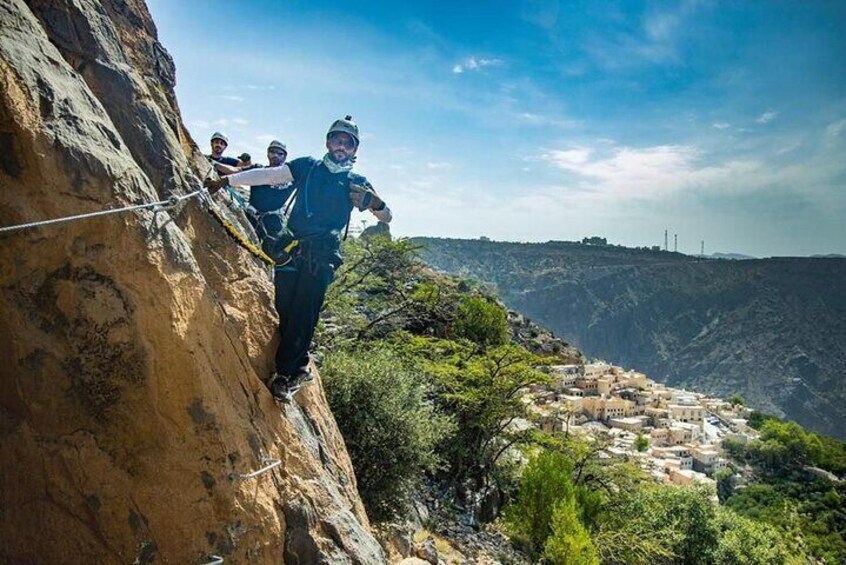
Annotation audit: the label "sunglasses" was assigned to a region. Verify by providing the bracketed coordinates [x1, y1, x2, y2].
[328, 133, 356, 150]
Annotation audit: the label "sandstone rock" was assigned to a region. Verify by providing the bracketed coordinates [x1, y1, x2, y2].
[415, 535, 438, 565]
[376, 522, 413, 559]
[0, 1, 383, 563]
[398, 558, 431, 565]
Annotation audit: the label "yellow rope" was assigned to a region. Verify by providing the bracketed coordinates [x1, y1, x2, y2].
[205, 204, 277, 266]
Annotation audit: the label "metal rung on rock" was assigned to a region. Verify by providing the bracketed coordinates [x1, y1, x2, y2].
[229, 455, 281, 481]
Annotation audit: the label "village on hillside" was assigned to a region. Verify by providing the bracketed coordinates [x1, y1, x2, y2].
[522, 356, 756, 497]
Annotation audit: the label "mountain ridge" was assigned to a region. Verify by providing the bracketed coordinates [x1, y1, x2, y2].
[415, 237, 846, 439]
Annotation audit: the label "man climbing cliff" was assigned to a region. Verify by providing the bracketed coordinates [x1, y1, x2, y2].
[204, 116, 392, 399]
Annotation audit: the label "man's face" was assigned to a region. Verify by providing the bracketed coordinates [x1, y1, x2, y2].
[267, 148, 287, 167]
[211, 139, 227, 157]
[326, 132, 357, 163]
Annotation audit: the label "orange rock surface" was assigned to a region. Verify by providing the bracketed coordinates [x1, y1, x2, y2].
[0, 1, 383, 562]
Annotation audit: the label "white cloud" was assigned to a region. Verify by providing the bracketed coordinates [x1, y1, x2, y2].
[452, 56, 503, 74]
[826, 118, 846, 138]
[756, 111, 778, 124]
[712, 122, 730, 130]
[217, 95, 245, 102]
[231, 118, 249, 125]
[426, 162, 453, 170]
[545, 147, 592, 166]
[582, 1, 702, 70]
[518, 112, 581, 129]
[540, 143, 767, 200]
[644, 11, 681, 42]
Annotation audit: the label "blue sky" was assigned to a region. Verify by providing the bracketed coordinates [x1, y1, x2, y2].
[147, 0, 846, 257]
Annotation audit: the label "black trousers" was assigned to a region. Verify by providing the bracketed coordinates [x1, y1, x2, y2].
[273, 251, 335, 377]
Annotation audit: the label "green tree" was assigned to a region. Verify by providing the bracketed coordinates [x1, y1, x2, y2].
[595, 484, 719, 564]
[317, 236, 443, 346]
[712, 507, 791, 565]
[503, 450, 576, 556]
[393, 333, 550, 494]
[635, 433, 649, 452]
[321, 347, 455, 521]
[728, 392, 745, 406]
[713, 468, 735, 503]
[543, 497, 599, 565]
[454, 295, 509, 348]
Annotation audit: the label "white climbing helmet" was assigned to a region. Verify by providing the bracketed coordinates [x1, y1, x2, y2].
[210, 131, 229, 145]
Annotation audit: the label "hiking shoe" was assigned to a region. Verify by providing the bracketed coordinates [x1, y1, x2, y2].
[288, 370, 314, 389]
[267, 372, 291, 401]
[268, 371, 314, 402]
[279, 371, 315, 402]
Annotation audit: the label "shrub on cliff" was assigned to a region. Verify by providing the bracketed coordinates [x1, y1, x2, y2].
[321, 347, 455, 521]
[454, 295, 509, 348]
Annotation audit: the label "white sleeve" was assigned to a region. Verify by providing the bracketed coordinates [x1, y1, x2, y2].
[226, 164, 293, 187]
[371, 204, 392, 224]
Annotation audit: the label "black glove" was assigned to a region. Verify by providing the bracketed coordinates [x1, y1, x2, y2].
[350, 183, 381, 211]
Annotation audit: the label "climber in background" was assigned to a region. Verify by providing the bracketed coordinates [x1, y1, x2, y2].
[240, 140, 295, 244]
[246, 140, 292, 216]
[206, 131, 240, 175]
[204, 116, 392, 401]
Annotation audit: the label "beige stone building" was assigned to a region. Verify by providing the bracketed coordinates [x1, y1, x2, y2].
[669, 422, 701, 444]
[582, 397, 633, 421]
[609, 417, 644, 433]
[691, 445, 728, 475]
[584, 362, 612, 379]
[575, 378, 599, 394]
[669, 404, 705, 427]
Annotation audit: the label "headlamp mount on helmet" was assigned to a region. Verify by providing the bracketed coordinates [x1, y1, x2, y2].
[326, 115, 360, 147]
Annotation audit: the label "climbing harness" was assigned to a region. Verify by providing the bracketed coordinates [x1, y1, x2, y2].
[201, 162, 299, 267]
[0, 191, 201, 234]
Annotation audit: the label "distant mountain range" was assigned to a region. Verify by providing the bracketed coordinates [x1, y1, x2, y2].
[415, 238, 846, 439]
[710, 252, 757, 260]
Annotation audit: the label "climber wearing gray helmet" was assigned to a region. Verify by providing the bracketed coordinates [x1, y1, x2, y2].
[207, 131, 240, 174]
[205, 116, 392, 401]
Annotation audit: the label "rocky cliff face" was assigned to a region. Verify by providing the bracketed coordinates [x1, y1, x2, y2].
[0, 1, 383, 563]
[418, 238, 846, 440]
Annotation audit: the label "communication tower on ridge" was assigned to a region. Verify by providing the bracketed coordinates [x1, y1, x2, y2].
[664, 229, 668, 251]
[674, 234, 678, 253]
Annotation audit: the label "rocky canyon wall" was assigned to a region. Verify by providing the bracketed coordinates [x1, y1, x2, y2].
[0, 1, 383, 563]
